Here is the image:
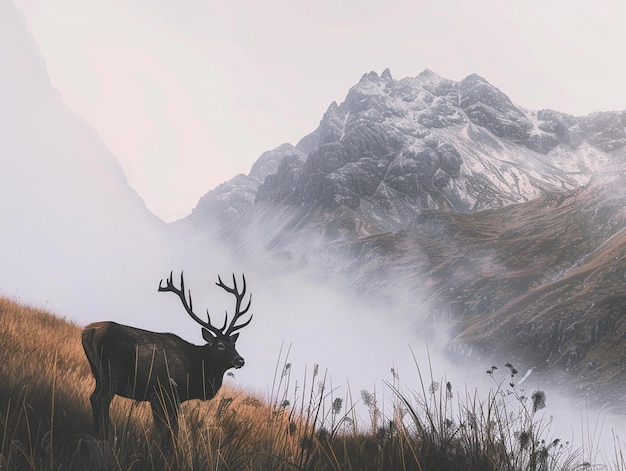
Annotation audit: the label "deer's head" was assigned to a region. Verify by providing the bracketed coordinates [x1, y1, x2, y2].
[158, 272, 252, 371]
[201, 329, 244, 370]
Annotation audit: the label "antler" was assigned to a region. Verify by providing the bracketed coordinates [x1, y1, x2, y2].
[158, 271, 226, 337]
[216, 274, 253, 336]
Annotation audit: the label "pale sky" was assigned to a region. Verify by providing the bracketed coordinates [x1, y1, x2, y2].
[13, 0, 626, 221]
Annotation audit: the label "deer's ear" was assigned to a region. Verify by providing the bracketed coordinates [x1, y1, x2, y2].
[230, 332, 239, 343]
[202, 329, 214, 345]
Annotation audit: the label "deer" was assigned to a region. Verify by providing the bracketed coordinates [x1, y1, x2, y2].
[81, 272, 252, 442]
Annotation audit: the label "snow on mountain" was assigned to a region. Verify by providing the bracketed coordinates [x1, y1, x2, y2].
[180, 68, 625, 241]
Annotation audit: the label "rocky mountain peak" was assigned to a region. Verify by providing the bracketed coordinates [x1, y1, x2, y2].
[414, 68, 452, 90]
[459, 73, 533, 141]
[381, 67, 393, 81]
[249, 143, 304, 181]
[181, 68, 626, 236]
[358, 70, 382, 84]
[416, 68, 438, 79]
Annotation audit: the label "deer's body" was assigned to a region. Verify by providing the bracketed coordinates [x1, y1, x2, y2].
[82, 321, 231, 401]
[82, 273, 251, 441]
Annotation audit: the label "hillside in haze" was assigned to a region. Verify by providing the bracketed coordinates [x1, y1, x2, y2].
[0, 2, 430, 398]
[345, 169, 626, 403]
[0, 0, 229, 332]
[176, 69, 626, 405]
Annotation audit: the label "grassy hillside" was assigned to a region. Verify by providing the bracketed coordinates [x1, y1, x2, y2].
[0, 296, 622, 470]
[340, 170, 626, 404]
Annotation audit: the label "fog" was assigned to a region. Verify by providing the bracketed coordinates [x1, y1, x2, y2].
[0, 0, 436, 396]
[168, 269, 422, 388]
[2, 1, 625, 466]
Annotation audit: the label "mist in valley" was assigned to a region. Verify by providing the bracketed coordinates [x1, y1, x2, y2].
[3, 1, 626, 466]
[152, 243, 626, 465]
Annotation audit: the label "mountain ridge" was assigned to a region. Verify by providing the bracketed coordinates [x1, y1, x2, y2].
[179, 68, 624, 236]
[175, 69, 626, 404]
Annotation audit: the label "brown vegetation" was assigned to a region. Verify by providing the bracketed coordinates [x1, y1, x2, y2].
[1, 296, 622, 470]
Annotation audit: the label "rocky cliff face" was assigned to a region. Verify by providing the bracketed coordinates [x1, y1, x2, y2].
[175, 144, 307, 236]
[180, 68, 625, 236]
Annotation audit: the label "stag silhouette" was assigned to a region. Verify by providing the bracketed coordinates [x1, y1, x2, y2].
[82, 272, 252, 441]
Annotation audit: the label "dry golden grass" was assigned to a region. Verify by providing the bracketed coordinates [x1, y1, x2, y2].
[0, 296, 618, 470]
[0, 297, 363, 470]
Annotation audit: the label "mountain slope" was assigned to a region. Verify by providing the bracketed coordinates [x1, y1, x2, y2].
[0, 1, 225, 331]
[340, 168, 626, 401]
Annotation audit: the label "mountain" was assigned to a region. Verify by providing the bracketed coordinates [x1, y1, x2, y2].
[176, 69, 626, 404]
[179, 68, 625, 238]
[5, 0, 625, 405]
[0, 1, 228, 332]
[174, 143, 307, 236]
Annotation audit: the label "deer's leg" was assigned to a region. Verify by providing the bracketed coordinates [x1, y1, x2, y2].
[90, 381, 113, 440]
[150, 385, 180, 444]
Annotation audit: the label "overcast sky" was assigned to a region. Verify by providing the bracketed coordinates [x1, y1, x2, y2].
[13, 0, 626, 221]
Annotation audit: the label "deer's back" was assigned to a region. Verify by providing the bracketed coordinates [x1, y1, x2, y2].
[82, 321, 195, 399]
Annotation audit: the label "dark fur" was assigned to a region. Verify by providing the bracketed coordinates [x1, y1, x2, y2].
[82, 321, 243, 440]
